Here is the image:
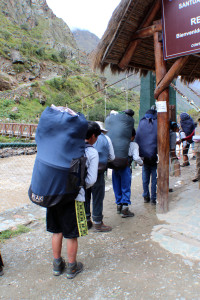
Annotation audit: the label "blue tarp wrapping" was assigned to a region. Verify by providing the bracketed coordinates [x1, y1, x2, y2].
[135, 110, 157, 159]
[29, 107, 88, 206]
[180, 113, 195, 137]
[105, 113, 134, 158]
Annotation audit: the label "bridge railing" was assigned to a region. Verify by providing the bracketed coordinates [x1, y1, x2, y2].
[0, 123, 37, 139]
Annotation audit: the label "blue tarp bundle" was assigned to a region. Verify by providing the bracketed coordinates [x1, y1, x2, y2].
[135, 109, 157, 159]
[180, 113, 195, 137]
[29, 107, 88, 207]
[105, 112, 134, 158]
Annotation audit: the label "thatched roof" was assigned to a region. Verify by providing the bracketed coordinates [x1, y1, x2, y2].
[92, 0, 200, 83]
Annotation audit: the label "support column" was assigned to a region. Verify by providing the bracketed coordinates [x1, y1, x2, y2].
[154, 24, 169, 213]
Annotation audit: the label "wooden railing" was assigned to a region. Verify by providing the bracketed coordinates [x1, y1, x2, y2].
[0, 123, 37, 139]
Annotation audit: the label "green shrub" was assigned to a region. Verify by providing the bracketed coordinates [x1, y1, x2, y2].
[51, 53, 59, 62]
[13, 64, 25, 73]
[31, 81, 39, 88]
[20, 24, 29, 31]
[8, 112, 19, 120]
[3, 99, 11, 107]
[35, 47, 45, 57]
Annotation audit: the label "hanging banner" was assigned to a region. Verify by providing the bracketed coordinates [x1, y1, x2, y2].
[162, 0, 200, 60]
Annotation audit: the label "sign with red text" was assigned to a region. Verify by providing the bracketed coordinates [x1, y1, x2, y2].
[162, 0, 200, 59]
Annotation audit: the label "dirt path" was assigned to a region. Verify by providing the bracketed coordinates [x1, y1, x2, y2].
[1, 165, 200, 299]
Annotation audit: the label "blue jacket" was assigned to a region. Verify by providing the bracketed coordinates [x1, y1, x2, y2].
[94, 133, 109, 165]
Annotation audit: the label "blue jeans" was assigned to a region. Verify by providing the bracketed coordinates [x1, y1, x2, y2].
[112, 166, 131, 205]
[85, 172, 105, 223]
[142, 163, 157, 201]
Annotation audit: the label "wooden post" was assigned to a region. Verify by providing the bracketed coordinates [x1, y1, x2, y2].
[153, 22, 169, 213]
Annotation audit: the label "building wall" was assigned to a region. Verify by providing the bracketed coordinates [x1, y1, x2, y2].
[139, 71, 176, 121]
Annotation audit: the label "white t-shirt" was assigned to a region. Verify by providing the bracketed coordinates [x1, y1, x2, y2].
[76, 146, 99, 202]
[128, 141, 143, 166]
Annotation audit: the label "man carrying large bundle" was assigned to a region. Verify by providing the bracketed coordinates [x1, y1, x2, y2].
[105, 109, 135, 217]
[85, 121, 115, 232]
[0, 251, 4, 276]
[135, 108, 158, 205]
[179, 112, 195, 167]
[29, 106, 100, 279]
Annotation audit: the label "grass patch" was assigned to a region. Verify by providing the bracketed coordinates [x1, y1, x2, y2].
[0, 225, 30, 243]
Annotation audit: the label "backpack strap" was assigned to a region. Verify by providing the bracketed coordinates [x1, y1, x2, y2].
[181, 129, 195, 142]
[85, 142, 94, 148]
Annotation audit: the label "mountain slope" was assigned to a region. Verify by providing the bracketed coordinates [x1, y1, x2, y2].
[0, 0, 77, 51]
[72, 29, 99, 54]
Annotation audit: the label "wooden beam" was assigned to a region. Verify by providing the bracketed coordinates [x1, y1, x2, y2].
[154, 56, 190, 99]
[154, 22, 169, 213]
[118, 0, 162, 69]
[131, 23, 162, 40]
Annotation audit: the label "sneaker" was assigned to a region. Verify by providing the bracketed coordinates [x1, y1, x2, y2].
[117, 204, 122, 214]
[53, 257, 66, 276]
[0, 266, 4, 276]
[87, 219, 93, 230]
[144, 196, 150, 203]
[121, 207, 134, 218]
[66, 261, 83, 279]
[93, 222, 112, 232]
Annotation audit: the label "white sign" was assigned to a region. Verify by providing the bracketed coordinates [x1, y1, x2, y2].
[156, 101, 167, 113]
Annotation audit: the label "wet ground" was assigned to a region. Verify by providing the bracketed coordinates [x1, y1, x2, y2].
[1, 156, 200, 299]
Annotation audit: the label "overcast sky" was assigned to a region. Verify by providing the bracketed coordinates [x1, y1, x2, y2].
[46, 0, 121, 38]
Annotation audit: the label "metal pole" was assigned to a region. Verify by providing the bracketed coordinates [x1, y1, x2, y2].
[81, 98, 83, 114]
[105, 87, 107, 120]
[126, 73, 128, 109]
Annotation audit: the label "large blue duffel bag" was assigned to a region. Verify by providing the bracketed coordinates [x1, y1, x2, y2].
[180, 113, 195, 138]
[28, 106, 88, 207]
[105, 111, 134, 168]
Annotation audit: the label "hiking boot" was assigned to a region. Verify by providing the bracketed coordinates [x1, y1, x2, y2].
[66, 262, 83, 279]
[144, 196, 150, 203]
[53, 257, 66, 276]
[87, 219, 93, 230]
[121, 207, 134, 218]
[93, 222, 112, 232]
[117, 204, 122, 214]
[150, 199, 156, 205]
[180, 162, 190, 167]
[0, 266, 4, 276]
[192, 177, 199, 182]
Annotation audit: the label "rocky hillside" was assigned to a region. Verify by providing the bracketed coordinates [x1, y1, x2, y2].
[0, 0, 76, 51]
[72, 29, 99, 54]
[0, 0, 91, 91]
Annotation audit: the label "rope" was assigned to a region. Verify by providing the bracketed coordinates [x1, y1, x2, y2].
[170, 83, 200, 112]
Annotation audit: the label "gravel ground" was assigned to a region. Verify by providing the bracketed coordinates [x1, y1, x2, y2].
[1, 159, 200, 299]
